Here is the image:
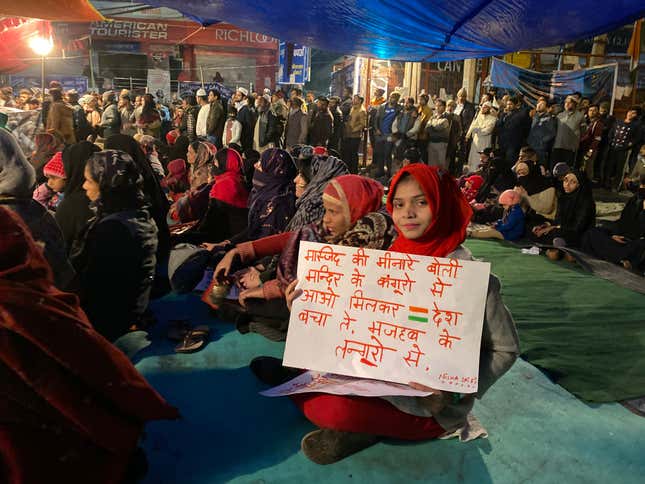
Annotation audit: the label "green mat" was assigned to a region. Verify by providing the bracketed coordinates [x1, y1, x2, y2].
[464, 240, 645, 403]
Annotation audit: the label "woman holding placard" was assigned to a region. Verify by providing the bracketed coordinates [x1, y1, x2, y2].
[270, 164, 520, 464]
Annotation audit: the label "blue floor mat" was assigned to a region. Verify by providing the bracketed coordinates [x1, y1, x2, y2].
[127, 293, 645, 484]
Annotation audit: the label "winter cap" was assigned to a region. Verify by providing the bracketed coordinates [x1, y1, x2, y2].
[499, 189, 521, 206]
[263, 88, 272, 96]
[552, 162, 570, 178]
[313, 146, 328, 157]
[236, 87, 248, 97]
[43, 152, 66, 179]
[196, 88, 207, 97]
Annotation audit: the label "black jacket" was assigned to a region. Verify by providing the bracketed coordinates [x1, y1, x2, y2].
[308, 109, 334, 147]
[256, 110, 282, 148]
[497, 109, 531, 151]
[237, 104, 257, 152]
[71, 209, 158, 342]
[527, 112, 557, 153]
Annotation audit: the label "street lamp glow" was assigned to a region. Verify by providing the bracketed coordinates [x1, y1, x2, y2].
[29, 36, 53, 57]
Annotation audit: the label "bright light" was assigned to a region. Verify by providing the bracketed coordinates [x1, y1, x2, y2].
[29, 36, 53, 57]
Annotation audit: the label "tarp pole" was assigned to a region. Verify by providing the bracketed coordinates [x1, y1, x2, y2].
[199, 66, 204, 88]
[88, 36, 95, 89]
[610, 62, 618, 115]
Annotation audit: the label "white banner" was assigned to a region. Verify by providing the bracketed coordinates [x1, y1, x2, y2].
[261, 371, 433, 398]
[283, 242, 490, 392]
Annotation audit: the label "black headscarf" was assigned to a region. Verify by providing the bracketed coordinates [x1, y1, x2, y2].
[286, 155, 349, 230]
[556, 170, 596, 241]
[247, 148, 296, 239]
[104, 134, 170, 259]
[516, 162, 552, 195]
[62, 141, 100, 195]
[86, 150, 145, 215]
[55, 141, 100, 253]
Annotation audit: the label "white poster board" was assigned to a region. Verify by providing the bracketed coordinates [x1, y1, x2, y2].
[146, 68, 171, 99]
[283, 242, 490, 393]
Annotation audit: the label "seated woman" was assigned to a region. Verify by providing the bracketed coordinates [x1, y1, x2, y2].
[104, 134, 170, 260]
[205, 148, 297, 248]
[470, 189, 525, 241]
[530, 170, 596, 260]
[160, 158, 190, 202]
[582, 176, 645, 273]
[0, 128, 74, 289]
[512, 161, 556, 229]
[181, 148, 250, 244]
[55, 142, 101, 253]
[0, 206, 178, 484]
[213, 175, 394, 341]
[70, 150, 159, 342]
[169, 141, 217, 224]
[211, 152, 349, 299]
[253, 164, 519, 464]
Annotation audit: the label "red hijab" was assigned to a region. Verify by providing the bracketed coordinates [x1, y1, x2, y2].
[323, 174, 384, 226]
[0, 206, 178, 454]
[208, 148, 249, 208]
[387, 164, 472, 257]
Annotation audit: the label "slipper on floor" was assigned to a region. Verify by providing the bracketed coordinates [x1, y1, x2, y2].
[175, 327, 210, 354]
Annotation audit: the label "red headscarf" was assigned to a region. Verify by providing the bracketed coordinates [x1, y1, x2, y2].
[0, 207, 178, 462]
[323, 174, 384, 225]
[208, 148, 249, 208]
[386, 164, 472, 257]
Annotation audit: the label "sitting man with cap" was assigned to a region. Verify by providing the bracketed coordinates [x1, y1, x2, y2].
[195, 88, 211, 140]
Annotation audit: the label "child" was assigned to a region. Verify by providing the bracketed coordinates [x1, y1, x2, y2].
[33, 152, 66, 211]
[461, 174, 484, 203]
[471, 189, 525, 241]
[261, 165, 519, 464]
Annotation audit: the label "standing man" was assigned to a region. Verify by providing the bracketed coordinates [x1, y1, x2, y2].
[465, 101, 497, 173]
[340, 87, 353, 120]
[445, 100, 463, 174]
[67, 89, 92, 141]
[118, 93, 135, 136]
[195, 88, 211, 140]
[235, 88, 256, 152]
[180, 94, 200, 142]
[341, 94, 367, 174]
[552, 95, 585, 166]
[415, 93, 432, 163]
[578, 104, 604, 180]
[207, 90, 225, 148]
[426, 98, 452, 169]
[284, 97, 309, 150]
[328, 96, 344, 153]
[496, 96, 531, 164]
[371, 92, 401, 177]
[305, 92, 317, 116]
[604, 106, 642, 190]
[527, 98, 557, 170]
[253, 94, 280, 153]
[308, 96, 334, 148]
[100, 91, 120, 139]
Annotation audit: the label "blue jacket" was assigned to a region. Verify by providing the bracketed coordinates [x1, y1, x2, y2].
[495, 204, 525, 241]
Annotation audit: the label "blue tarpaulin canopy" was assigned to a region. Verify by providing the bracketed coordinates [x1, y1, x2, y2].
[140, 0, 645, 61]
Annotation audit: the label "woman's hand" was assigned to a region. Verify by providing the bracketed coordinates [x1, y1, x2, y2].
[239, 267, 262, 290]
[214, 248, 239, 282]
[239, 286, 264, 308]
[285, 279, 302, 311]
[612, 235, 627, 244]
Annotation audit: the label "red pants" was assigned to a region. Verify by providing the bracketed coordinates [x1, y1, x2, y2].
[291, 393, 445, 441]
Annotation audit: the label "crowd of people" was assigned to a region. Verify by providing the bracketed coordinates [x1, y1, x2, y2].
[0, 76, 643, 481]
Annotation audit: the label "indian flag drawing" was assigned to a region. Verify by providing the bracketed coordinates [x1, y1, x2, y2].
[408, 306, 428, 323]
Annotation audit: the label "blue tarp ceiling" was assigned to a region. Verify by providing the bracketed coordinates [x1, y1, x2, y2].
[140, 0, 645, 61]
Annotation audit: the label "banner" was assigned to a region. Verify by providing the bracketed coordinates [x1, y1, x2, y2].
[490, 58, 616, 107]
[278, 42, 310, 85]
[10, 76, 89, 94]
[177, 81, 234, 99]
[283, 242, 491, 392]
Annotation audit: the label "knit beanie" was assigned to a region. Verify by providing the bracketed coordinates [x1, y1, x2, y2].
[43, 152, 66, 178]
[499, 189, 521, 206]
